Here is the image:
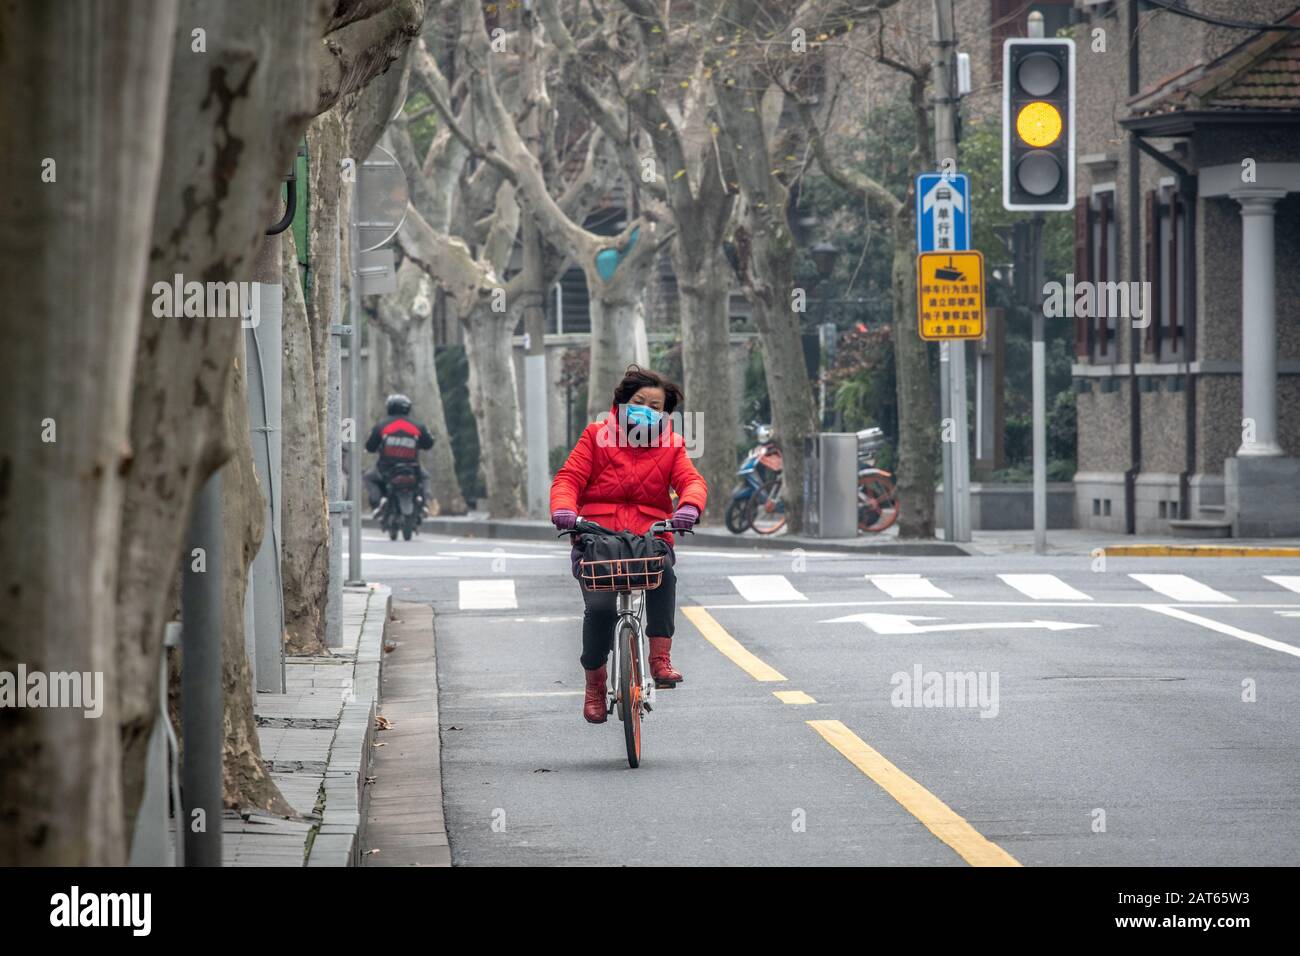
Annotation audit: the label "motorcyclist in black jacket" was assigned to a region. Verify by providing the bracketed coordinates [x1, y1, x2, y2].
[364, 393, 434, 518]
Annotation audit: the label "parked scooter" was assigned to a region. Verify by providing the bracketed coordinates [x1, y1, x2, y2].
[725, 422, 786, 535]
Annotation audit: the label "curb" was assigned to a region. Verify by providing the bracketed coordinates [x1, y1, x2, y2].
[401, 516, 971, 557]
[305, 583, 390, 867]
[1101, 544, 1300, 558]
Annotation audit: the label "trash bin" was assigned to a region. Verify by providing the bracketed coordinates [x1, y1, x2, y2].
[803, 433, 859, 538]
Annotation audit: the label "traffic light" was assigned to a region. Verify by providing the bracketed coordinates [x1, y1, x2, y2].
[1002, 38, 1074, 211]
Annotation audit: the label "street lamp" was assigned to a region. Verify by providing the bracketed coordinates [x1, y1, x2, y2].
[811, 241, 840, 279]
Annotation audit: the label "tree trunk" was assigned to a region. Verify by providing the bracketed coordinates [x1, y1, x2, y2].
[280, 228, 331, 655]
[462, 310, 527, 517]
[890, 202, 938, 538]
[373, 259, 467, 515]
[218, 345, 293, 814]
[114, 0, 327, 837]
[586, 275, 652, 423]
[0, 0, 178, 866]
[672, 243, 737, 524]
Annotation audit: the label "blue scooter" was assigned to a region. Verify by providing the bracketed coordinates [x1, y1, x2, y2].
[725, 422, 786, 535]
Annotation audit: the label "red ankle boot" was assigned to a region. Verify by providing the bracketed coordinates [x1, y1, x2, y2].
[583, 665, 608, 723]
[649, 637, 682, 686]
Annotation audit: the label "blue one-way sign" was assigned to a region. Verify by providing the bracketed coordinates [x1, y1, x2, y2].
[915, 173, 971, 253]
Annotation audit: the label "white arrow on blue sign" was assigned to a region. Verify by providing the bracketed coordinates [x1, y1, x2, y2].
[915, 172, 971, 253]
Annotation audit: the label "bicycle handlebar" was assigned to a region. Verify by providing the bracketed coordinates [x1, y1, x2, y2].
[556, 518, 695, 538]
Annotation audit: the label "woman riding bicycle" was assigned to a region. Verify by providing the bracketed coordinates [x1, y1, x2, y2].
[550, 365, 707, 724]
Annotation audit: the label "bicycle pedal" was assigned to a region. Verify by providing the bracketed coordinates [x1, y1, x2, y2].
[654, 679, 679, 689]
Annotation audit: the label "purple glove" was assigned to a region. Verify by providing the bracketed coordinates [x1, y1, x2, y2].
[670, 504, 699, 531]
[551, 509, 578, 530]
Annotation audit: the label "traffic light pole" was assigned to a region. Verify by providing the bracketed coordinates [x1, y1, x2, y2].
[1029, 213, 1048, 554]
[932, 0, 970, 542]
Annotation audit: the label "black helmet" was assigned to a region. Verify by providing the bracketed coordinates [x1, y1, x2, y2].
[386, 393, 412, 415]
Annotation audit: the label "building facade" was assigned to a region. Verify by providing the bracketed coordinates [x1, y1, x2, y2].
[1071, 0, 1300, 536]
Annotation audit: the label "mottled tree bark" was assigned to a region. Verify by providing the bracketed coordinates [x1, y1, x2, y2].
[218, 344, 294, 814]
[0, 0, 179, 866]
[280, 229, 330, 655]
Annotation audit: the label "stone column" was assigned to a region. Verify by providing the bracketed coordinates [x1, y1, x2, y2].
[1232, 189, 1286, 457]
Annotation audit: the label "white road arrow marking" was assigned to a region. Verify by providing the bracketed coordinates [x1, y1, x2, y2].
[823, 612, 1096, 635]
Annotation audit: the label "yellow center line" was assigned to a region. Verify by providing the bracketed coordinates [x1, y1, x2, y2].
[681, 606, 786, 681]
[808, 719, 1022, 868]
[774, 690, 816, 704]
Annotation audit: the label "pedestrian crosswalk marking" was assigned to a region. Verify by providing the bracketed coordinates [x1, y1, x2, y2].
[998, 573, 1092, 601]
[1265, 575, 1300, 595]
[867, 574, 952, 599]
[728, 575, 807, 602]
[807, 720, 1020, 867]
[1129, 574, 1235, 603]
[458, 579, 517, 610]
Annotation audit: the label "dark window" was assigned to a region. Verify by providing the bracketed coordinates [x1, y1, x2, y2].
[1075, 189, 1117, 361]
[1144, 188, 1192, 361]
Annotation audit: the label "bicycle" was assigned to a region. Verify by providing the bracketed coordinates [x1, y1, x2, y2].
[559, 518, 692, 768]
[856, 427, 900, 533]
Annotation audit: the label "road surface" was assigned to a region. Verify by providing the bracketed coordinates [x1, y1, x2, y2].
[358, 530, 1300, 866]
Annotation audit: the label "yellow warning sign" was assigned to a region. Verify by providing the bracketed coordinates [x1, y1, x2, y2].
[917, 251, 985, 340]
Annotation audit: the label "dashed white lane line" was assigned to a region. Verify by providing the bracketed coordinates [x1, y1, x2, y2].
[867, 574, 952, 599]
[1145, 605, 1300, 659]
[1129, 573, 1235, 603]
[998, 573, 1093, 601]
[457, 579, 518, 610]
[1265, 575, 1300, 595]
[359, 553, 458, 561]
[728, 574, 808, 602]
[438, 550, 565, 560]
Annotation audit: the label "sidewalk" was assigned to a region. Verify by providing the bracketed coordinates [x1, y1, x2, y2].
[404, 512, 966, 556]
[386, 512, 1300, 557]
[217, 583, 390, 866]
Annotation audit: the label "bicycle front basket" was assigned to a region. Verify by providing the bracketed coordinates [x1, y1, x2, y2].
[578, 554, 665, 591]
[576, 529, 668, 591]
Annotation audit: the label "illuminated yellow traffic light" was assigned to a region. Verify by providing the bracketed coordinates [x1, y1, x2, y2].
[1016, 101, 1063, 148]
[1003, 39, 1075, 211]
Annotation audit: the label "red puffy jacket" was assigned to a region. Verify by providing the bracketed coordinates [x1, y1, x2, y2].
[550, 405, 707, 546]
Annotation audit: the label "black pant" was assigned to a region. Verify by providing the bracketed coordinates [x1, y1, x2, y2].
[579, 565, 677, 670]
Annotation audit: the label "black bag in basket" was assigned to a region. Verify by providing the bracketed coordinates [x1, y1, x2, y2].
[576, 523, 670, 591]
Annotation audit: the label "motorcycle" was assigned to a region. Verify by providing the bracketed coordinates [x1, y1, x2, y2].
[856, 427, 900, 533]
[379, 463, 425, 541]
[725, 422, 786, 535]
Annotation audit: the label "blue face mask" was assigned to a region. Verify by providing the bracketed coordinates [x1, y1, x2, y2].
[624, 403, 662, 429]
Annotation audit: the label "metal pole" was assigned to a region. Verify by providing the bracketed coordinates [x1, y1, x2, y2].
[1030, 213, 1048, 553]
[932, 0, 968, 541]
[939, 343, 954, 538]
[347, 207, 365, 586]
[181, 473, 223, 867]
[247, 235, 285, 692]
[326, 226, 344, 648]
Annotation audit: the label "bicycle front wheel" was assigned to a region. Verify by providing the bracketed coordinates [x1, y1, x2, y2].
[750, 476, 787, 535]
[619, 623, 642, 768]
[859, 473, 900, 533]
